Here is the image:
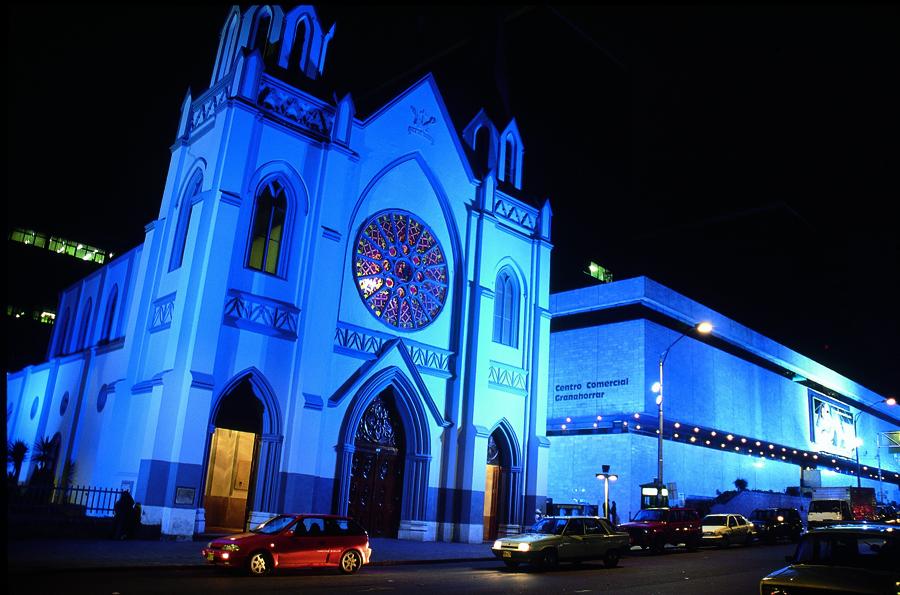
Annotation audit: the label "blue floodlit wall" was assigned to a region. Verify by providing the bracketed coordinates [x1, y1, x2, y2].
[547, 277, 900, 521]
[5, 5, 551, 543]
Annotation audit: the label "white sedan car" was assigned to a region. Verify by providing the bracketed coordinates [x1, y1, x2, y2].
[700, 513, 755, 547]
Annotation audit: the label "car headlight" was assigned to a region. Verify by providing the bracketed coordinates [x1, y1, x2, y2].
[517, 543, 530, 552]
[222, 544, 240, 552]
[493, 540, 503, 550]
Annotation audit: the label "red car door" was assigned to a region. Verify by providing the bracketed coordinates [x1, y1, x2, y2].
[278, 517, 330, 568]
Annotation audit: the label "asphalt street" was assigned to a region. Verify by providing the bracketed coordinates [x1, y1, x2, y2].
[8, 542, 795, 595]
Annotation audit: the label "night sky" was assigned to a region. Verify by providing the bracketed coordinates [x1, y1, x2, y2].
[7, 5, 898, 399]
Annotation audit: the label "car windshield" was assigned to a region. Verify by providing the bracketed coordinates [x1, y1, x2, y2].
[793, 534, 898, 570]
[252, 515, 297, 534]
[810, 500, 843, 513]
[633, 509, 665, 522]
[530, 518, 568, 535]
[703, 516, 727, 525]
[752, 509, 775, 520]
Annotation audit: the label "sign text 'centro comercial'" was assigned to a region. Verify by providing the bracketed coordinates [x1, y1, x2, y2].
[554, 377, 630, 402]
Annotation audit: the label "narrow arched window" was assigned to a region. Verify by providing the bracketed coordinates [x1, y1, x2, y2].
[289, 17, 309, 71]
[170, 170, 203, 271]
[252, 11, 272, 56]
[474, 126, 491, 176]
[101, 285, 119, 343]
[247, 180, 288, 275]
[77, 298, 93, 351]
[492, 270, 519, 347]
[56, 307, 71, 356]
[503, 136, 515, 183]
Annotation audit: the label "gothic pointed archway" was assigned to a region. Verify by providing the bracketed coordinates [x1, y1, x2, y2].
[335, 366, 432, 537]
[347, 390, 406, 537]
[485, 420, 522, 538]
[202, 369, 283, 532]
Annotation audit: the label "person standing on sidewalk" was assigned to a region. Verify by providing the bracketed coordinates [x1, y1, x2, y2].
[113, 490, 134, 540]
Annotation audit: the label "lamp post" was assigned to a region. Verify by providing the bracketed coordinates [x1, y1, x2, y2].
[654, 321, 713, 489]
[853, 412, 864, 488]
[596, 464, 618, 521]
[852, 397, 896, 491]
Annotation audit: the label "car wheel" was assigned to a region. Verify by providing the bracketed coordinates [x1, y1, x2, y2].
[503, 560, 520, 569]
[651, 536, 666, 554]
[248, 551, 272, 577]
[686, 536, 699, 552]
[719, 535, 730, 549]
[603, 549, 620, 568]
[540, 548, 559, 569]
[339, 549, 362, 575]
[744, 533, 753, 546]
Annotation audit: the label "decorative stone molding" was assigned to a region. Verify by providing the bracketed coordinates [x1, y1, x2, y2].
[257, 76, 334, 137]
[334, 322, 452, 377]
[149, 293, 175, 332]
[488, 361, 528, 395]
[189, 76, 231, 133]
[492, 193, 537, 233]
[223, 290, 299, 340]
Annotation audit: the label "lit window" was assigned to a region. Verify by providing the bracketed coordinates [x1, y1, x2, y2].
[247, 180, 288, 275]
[352, 210, 448, 329]
[493, 270, 519, 347]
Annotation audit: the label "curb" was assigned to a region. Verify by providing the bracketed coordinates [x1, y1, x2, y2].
[9, 557, 498, 574]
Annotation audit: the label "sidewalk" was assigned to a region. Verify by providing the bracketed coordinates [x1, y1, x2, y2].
[6, 536, 496, 572]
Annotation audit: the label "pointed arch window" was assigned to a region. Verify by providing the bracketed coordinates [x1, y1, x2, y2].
[56, 307, 71, 356]
[492, 270, 519, 347]
[77, 298, 93, 351]
[252, 10, 272, 56]
[101, 285, 119, 343]
[503, 136, 516, 184]
[170, 170, 203, 271]
[474, 126, 491, 176]
[247, 179, 288, 275]
[289, 17, 310, 71]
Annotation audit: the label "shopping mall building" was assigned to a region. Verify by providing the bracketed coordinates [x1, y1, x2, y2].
[546, 277, 899, 522]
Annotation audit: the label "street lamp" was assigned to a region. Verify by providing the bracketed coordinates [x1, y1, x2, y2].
[655, 321, 713, 489]
[852, 412, 864, 488]
[853, 397, 896, 490]
[596, 464, 618, 522]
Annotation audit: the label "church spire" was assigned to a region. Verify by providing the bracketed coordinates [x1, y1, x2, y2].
[210, 5, 334, 87]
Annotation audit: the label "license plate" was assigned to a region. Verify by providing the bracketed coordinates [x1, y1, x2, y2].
[502, 551, 511, 558]
[206, 553, 214, 561]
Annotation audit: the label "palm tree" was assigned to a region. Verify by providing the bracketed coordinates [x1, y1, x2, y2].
[7, 439, 28, 484]
[29, 436, 59, 488]
[31, 436, 58, 470]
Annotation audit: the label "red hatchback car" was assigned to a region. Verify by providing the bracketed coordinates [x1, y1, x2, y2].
[202, 514, 372, 576]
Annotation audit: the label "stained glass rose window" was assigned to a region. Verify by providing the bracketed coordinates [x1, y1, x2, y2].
[353, 210, 449, 330]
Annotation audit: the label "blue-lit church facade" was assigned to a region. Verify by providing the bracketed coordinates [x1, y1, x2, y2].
[6, 5, 552, 542]
[547, 278, 900, 522]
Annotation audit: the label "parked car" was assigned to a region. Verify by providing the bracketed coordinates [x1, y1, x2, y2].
[618, 507, 701, 553]
[700, 513, 755, 547]
[491, 516, 630, 569]
[201, 514, 371, 576]
[759, 523, 899, 594]
[750, 507, 803, 544]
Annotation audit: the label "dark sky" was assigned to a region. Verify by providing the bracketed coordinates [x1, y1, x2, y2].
[7, 5, 899, 398]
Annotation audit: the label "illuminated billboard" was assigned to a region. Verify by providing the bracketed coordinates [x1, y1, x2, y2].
[809, 390, 856, 458]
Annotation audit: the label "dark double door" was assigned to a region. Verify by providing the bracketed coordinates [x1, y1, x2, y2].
[347, 393, 405, 537]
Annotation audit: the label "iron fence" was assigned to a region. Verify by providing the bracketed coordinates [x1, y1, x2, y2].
[7, 484, 123, 517]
